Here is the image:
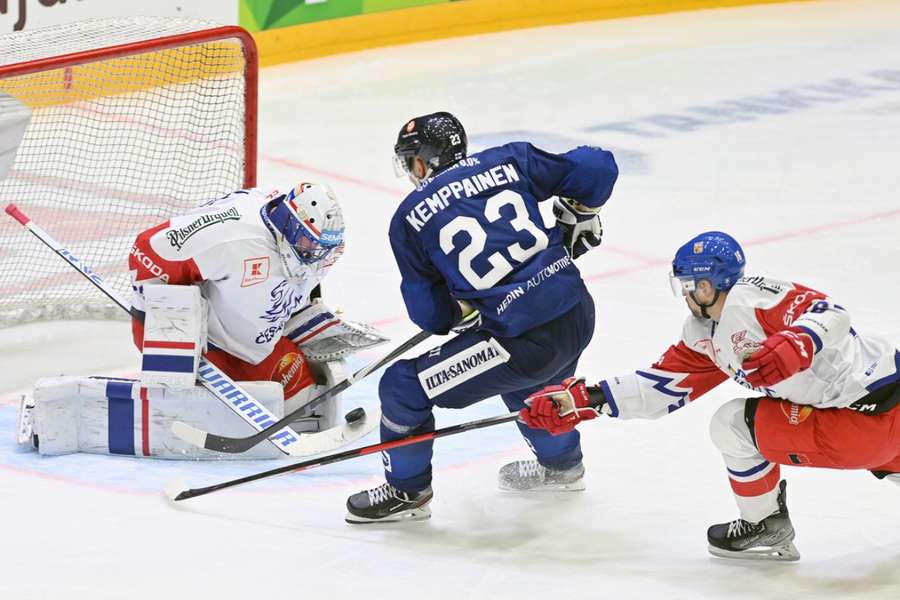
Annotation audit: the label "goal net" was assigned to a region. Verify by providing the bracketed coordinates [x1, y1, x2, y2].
[0, 17, 257, 326]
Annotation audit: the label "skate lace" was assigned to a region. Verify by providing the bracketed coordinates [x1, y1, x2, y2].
[367, 483, 395, 505]
[517, 460, 542, 477]
[726, 519, 754, 538]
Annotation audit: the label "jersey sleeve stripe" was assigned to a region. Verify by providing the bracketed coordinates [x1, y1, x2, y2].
[794, 325, 823, 353]
[599, 380, 618, 417]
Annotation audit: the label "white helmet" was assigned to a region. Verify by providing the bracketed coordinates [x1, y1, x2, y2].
[267, 182, 345, 265]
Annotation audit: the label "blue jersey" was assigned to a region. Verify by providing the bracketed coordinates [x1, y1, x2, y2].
[388, 142, 618, 337]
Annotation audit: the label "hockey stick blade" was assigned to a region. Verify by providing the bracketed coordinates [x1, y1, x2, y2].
[171, 329, 431, 454]
[169, 410, 521, 502]
[171, 405, 381, 459]
[164, 477, 189, 502]
[170, 421, 209, 451]
[283, 405, 380, 457]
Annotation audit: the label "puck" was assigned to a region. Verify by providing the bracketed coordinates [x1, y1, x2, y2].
[344, 407, 366, 424]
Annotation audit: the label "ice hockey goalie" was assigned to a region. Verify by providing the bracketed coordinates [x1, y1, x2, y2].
[17, 182, 388, 459]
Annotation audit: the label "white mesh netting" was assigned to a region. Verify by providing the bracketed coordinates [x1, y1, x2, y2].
[0, 17, 255, 326]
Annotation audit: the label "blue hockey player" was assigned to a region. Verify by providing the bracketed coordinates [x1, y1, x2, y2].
[345, 112, 618, 523]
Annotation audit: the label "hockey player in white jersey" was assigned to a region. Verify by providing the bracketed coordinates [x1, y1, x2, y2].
[17, 182, 387, 458]
[129, 182, 351, 402]
[520, 231, 900, 561]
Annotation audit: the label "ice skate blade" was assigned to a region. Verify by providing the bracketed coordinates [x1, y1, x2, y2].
[498, 480, 586, 492]
[344, 505, 432, 525]
[708, 541, 800, 562]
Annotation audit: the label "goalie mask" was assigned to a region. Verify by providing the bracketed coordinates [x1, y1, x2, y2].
[266, 182, 345, 265]
[393, 111, 467, 185]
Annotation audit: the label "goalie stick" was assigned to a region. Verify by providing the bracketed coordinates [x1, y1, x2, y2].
[168, 410, 522, 501]
[3, 203, 375, 457]
[170, 328, 432, 454]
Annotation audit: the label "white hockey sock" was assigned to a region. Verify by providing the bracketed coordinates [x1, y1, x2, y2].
[736, 486, 781, 524]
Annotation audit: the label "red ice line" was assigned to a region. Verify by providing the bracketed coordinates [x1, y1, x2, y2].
[72, 103, 243, 154]
[0, 462, 151, 497]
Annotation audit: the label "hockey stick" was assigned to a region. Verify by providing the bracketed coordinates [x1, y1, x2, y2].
[168, 410, 521, 501]
[3, 203, 370, 457]
[171, 328, 432, 454]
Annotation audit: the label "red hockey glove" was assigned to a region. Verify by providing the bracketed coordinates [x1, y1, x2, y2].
[742, 328, 814, 388]
[520, 377, 603, 436]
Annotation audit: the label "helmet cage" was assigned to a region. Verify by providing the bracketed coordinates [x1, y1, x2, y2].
[267, 185, 344, 265]
[668, 273, 697, 297]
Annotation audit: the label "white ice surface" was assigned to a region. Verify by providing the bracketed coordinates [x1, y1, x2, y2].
[2, 1, 899, 598]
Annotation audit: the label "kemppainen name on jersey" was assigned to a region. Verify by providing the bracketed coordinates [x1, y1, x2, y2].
[405, 163, 520, 232]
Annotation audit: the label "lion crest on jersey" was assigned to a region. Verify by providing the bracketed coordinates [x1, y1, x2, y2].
[731, 329, 760, 360]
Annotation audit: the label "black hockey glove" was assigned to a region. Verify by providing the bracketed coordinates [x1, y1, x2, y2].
[553, 197, 603, 260]
[451, 300, 482, 334]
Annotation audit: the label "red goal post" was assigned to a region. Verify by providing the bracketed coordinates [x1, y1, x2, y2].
[0, 18, 258, 326]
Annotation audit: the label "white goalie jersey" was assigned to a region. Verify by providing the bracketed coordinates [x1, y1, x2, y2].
[600, 277, 900, 420]
[20, 185, 388, 460]
[128, 186, 327, 364]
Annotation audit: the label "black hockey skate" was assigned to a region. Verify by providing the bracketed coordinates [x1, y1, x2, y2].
[345, 482, 433, 524]
[707, 480, 799, 561]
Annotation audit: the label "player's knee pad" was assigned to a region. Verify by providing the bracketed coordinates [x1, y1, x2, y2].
[378, 359, 432, 432]
[709, 397, 757, 458]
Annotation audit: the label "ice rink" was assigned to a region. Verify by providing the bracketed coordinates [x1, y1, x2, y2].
[1, 0, 899, 598]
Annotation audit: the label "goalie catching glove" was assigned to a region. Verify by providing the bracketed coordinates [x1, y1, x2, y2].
[553, 197, 603, 260]
[285, 301, 390, 362]
[520, 377, 606, 435]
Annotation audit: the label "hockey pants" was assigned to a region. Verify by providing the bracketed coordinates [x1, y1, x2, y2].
[710, 389, 900, 522]
[379, 288, 596, 493]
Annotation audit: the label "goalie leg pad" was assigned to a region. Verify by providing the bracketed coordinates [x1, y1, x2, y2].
[140, 283, 206, 389]
[31, 376, 284, 459]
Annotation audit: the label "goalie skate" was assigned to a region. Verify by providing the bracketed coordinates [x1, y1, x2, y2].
[498, 459, 585, 491]
[707, 480, 800, 562]
[15, 394, 36, 450]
